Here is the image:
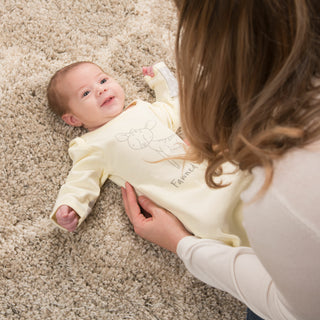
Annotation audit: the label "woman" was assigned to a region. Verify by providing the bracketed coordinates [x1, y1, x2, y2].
[122, 1, 320, 319]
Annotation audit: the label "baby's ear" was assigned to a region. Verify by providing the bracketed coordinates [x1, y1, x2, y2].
[61, 113, 83, 127]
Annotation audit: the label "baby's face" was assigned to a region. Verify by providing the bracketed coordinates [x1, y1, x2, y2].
[60, 63, 125, 131]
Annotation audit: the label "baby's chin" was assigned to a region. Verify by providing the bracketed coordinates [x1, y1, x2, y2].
[87, 113, 124, 131]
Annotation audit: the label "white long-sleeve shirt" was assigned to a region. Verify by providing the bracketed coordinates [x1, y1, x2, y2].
[177, 142, 320, 320]
[51, 62, 252, 246]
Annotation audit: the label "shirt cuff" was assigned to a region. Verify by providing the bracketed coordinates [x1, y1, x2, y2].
[177, 236, 224, 259]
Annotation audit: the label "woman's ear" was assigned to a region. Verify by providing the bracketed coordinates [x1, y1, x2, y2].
[61, 113, 83, 127]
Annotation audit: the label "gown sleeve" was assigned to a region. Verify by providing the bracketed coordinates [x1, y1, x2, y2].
[144, 62, 180, 132]
[50, 137, 108, 230]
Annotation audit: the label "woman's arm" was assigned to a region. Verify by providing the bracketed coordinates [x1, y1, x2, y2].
[121, 182, 296, 320]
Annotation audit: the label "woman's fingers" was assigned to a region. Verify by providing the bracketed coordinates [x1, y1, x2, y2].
[121, 182, 191, 253]
[138, 196, 164, 216]
[121, 186, 130, 215]
[121, 182, 146, 225]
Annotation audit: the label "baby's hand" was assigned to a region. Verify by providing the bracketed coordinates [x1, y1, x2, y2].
[55, 205, 79, 232]
[142, 66, 155, 77]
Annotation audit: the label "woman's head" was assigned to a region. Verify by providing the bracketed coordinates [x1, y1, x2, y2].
[174, 0, 320, 189]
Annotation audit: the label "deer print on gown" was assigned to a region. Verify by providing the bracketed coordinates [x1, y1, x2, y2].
[116, 120, 184, 169]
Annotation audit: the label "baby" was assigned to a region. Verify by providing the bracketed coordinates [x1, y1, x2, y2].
[47, 61, 252, 246]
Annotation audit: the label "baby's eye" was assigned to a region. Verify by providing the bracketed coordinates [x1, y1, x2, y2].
[82, 90, 90, 97]
[100, 78, 107, 84]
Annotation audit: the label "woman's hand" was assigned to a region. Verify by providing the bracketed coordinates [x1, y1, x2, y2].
[121, 182, 192, 253]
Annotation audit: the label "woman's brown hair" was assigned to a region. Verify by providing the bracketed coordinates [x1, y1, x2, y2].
[173, 0, 320, 191]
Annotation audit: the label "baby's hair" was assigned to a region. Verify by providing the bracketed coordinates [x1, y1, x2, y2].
[47, 61, 98, 117]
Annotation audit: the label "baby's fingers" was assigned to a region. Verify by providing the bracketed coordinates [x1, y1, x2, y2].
[65, 218, 78, 232]
[142, 66, 154, 77]
[57, 209, 75, 223]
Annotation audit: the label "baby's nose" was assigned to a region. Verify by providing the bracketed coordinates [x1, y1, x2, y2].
[98, 86, 107, 95]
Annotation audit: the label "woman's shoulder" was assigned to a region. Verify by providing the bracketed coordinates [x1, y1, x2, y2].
[274, 140, 320, 179]
[241, 140, 320, 241]
[242, 140, 320, 203]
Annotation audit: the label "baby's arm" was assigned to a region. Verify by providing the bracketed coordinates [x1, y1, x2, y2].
[50, 137, 107, 232]
[143, 62, 180, 131]
[143, 63, 178, 100]
[55, 205, 80, 232]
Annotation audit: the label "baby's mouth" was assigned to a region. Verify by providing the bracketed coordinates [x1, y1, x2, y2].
[101, 96, 114, 107]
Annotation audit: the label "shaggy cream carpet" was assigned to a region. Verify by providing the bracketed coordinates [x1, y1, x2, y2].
[0, 0, 246, 319]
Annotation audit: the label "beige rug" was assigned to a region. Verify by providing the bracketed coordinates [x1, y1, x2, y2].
[0, 0, 246, 319]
